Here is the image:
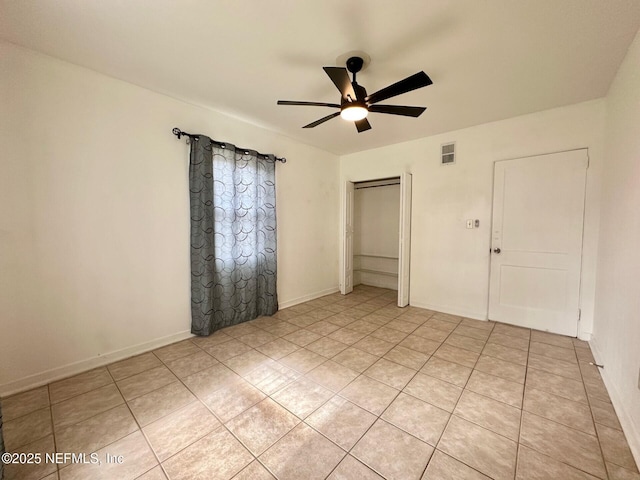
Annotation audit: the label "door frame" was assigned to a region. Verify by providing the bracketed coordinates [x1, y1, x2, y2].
[339, 172, 413, 307]
[486, 148, 589, 335]
[340, 180, 355, 295]
[398, 172, 412, 307]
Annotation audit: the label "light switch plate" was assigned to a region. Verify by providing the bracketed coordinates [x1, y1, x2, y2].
[466, 219, 473, 229]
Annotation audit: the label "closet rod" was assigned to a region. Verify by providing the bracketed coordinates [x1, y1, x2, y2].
[355, 269, 399, 277]
[354, 182, 400, 190]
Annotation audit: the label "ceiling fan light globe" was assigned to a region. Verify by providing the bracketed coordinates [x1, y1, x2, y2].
[340, 105, 368, 121]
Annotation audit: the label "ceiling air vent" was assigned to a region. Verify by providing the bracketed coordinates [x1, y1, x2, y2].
[441, 142, 456, 165]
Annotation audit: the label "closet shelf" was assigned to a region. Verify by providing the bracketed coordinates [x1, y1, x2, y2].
[355, 268, 399, 277]
[354, 254, 399, 260]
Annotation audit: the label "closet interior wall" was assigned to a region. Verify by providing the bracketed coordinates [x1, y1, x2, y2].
[353, 178, 400, 290]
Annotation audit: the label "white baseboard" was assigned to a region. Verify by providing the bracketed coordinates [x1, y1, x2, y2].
[0, 287, 340, 397]
[0, 330, 194, 398]
[590, 337, 640, 469]
[578, 331, 592, 342]
[358, 278, 398, 291]
[409, 300, 488, 321]
[278, 286, 340, 310]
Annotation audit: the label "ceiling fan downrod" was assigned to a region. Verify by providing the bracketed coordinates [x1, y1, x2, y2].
[346, 56, 364, 83]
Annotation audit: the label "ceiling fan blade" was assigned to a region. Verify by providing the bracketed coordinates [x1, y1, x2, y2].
[355, 118, 372, 133]
[369, 105, 426, 117]
[303, 112, 341, 128]
[278, 100, 340, 108]
[323, 67, 357, 100]
[366, 71, 433, 105]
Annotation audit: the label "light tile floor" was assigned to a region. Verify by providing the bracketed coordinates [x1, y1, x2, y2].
[2, 285, 639, 480]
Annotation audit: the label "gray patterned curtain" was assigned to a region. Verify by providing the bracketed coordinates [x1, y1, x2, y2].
[189, 136, 278, 336]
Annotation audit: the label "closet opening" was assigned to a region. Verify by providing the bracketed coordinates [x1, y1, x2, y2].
[354, 177, 401, 292]
[341, 173, 412, 307]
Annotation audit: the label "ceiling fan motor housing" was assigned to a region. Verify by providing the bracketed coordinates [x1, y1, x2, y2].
[346, 56, 364, 74]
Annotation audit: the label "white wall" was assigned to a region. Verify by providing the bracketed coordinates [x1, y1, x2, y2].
[340, 99, 605, 340]
[591, 29, 640, 464]
[354, 185, 400, 257]
[0, 42, 339, 395]
[354, 184, 400, 290]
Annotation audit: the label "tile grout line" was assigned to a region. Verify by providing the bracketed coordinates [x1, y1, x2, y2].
[47, 349, 195, 446]
[137, 339, 287, 477]
[428, 317, 499, 480]
[49, 363, 167, 479]
[252, 291, 400, 479]
[159, 369, 260, 476]
[518, 335, 613, 480]
[161, 302, 378, 480]
[374, 314, 449, 480]
[580, 343, 613, 480]
[0, 405, 54, 456]
[266, 297, 427, 479]
[513, 321, 533, 480]
[43, 344, 191, 413]
[48, 384, 59, 480]
[47, 376, 115, 409]
[104, 363, 171, 480]
[255, 306, 490, 479]
[20, 342, 201, 412]
[319, 313, 427, 480]
[318, 311, 480, 479]
[520, 410, 611, 479]
[423, 373, 529, 443]
[521, 386, 600, 437]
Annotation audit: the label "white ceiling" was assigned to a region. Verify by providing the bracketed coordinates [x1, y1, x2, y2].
[2, 1, 640, 155]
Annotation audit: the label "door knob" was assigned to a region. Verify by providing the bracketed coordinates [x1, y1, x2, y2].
[493, 248, 501, 254]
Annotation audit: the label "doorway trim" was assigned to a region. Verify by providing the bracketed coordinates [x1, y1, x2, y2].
[340, 172, 413, 307]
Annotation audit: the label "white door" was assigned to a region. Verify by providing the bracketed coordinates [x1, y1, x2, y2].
[398, 173, 412, 307]
[488, 150, 588, 336]
[341, 181, 355, 295]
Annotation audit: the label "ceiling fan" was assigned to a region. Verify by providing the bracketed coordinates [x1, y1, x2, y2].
[277, 56, 433, 133]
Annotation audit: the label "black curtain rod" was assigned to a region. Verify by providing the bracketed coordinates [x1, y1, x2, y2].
[172, 128, 286, 163]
